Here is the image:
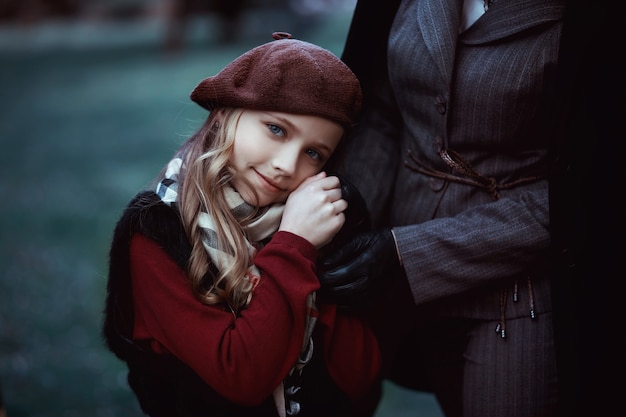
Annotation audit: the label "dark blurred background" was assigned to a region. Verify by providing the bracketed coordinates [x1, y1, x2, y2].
[0, 1, 444, 416]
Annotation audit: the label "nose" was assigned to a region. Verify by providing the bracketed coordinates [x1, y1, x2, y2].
[271, 144, 299, 176]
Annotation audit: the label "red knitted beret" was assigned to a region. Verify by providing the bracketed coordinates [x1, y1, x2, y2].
[190, 32, 362, 127]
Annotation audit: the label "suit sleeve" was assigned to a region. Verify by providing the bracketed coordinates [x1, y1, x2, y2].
[394, 188, 550, 306]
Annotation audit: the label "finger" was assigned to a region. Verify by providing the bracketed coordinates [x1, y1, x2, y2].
[333, 198, 348, 213]
[324, 187, 343, 203]
[305, 174, 340, 191]
[320, 175, 341, 190]
[297, 171, 326, 189]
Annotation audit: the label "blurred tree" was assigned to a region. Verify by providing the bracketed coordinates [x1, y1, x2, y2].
[163, 0, 246, 50]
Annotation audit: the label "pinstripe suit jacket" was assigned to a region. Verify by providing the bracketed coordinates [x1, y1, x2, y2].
[333, 0, 566, 321]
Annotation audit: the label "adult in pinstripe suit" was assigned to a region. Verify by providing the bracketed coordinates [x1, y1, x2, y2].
[318, 0, 567, 416]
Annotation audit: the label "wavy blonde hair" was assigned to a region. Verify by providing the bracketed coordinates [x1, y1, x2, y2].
[170, 108, 260, 313]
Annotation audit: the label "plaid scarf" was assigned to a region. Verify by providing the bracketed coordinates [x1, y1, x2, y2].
[156, 157, 318, 417]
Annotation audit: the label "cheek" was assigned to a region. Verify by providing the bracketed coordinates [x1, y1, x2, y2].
[233, 135, 269, 165]
[291, 163, 322, 188]
[231, 139, 255, 168]
[228, 145, 243, 169]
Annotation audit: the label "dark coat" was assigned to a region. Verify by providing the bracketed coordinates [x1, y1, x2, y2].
[331, 0, 565, 415]
[334, 0, 623, 416]
[337, 0, 564, 317]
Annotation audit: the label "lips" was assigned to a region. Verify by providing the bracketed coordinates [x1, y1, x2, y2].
[255, 170, 285, 193]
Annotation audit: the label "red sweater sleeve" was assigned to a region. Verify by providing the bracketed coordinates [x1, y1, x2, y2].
[130, 231, 319, 406]
[317, 303, 382, 405]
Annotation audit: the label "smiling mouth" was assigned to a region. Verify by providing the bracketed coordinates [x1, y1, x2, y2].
[256, 170, 285, 192]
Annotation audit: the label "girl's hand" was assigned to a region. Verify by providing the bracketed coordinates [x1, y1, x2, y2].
[279, 172, 347, 248]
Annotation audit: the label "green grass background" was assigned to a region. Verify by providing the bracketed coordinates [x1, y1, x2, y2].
[0, 10, 443, 417]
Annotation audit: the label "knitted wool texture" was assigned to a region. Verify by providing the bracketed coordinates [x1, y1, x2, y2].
[190, 32, 362, 127]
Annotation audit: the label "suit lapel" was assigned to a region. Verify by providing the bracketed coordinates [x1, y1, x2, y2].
[417, 0, 462, 83]
[461, 0, 566, 44]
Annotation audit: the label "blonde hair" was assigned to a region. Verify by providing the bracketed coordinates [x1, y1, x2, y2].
[172, 108, 259, 312]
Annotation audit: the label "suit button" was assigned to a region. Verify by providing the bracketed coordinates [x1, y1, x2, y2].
[429, 177, 445, 191]
[432, 135, 443, 152]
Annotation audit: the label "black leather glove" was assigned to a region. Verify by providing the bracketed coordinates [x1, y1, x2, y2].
[317, 228, 404, 310]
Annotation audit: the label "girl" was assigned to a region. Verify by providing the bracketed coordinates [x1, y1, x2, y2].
[102, 33, 381, 417]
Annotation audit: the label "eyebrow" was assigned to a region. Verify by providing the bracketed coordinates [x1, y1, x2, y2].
[269, 113, 297, 132]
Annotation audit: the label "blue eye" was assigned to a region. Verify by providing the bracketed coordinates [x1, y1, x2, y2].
[305, 149, 322, 161]
[267, 124, 285, 136]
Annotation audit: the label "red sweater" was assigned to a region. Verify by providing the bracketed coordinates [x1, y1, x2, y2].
[129, 230, 381, 407]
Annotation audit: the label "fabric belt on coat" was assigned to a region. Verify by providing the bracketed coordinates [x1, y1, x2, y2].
[404, 147, 542, 338]
[405, 148, 546, 201]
